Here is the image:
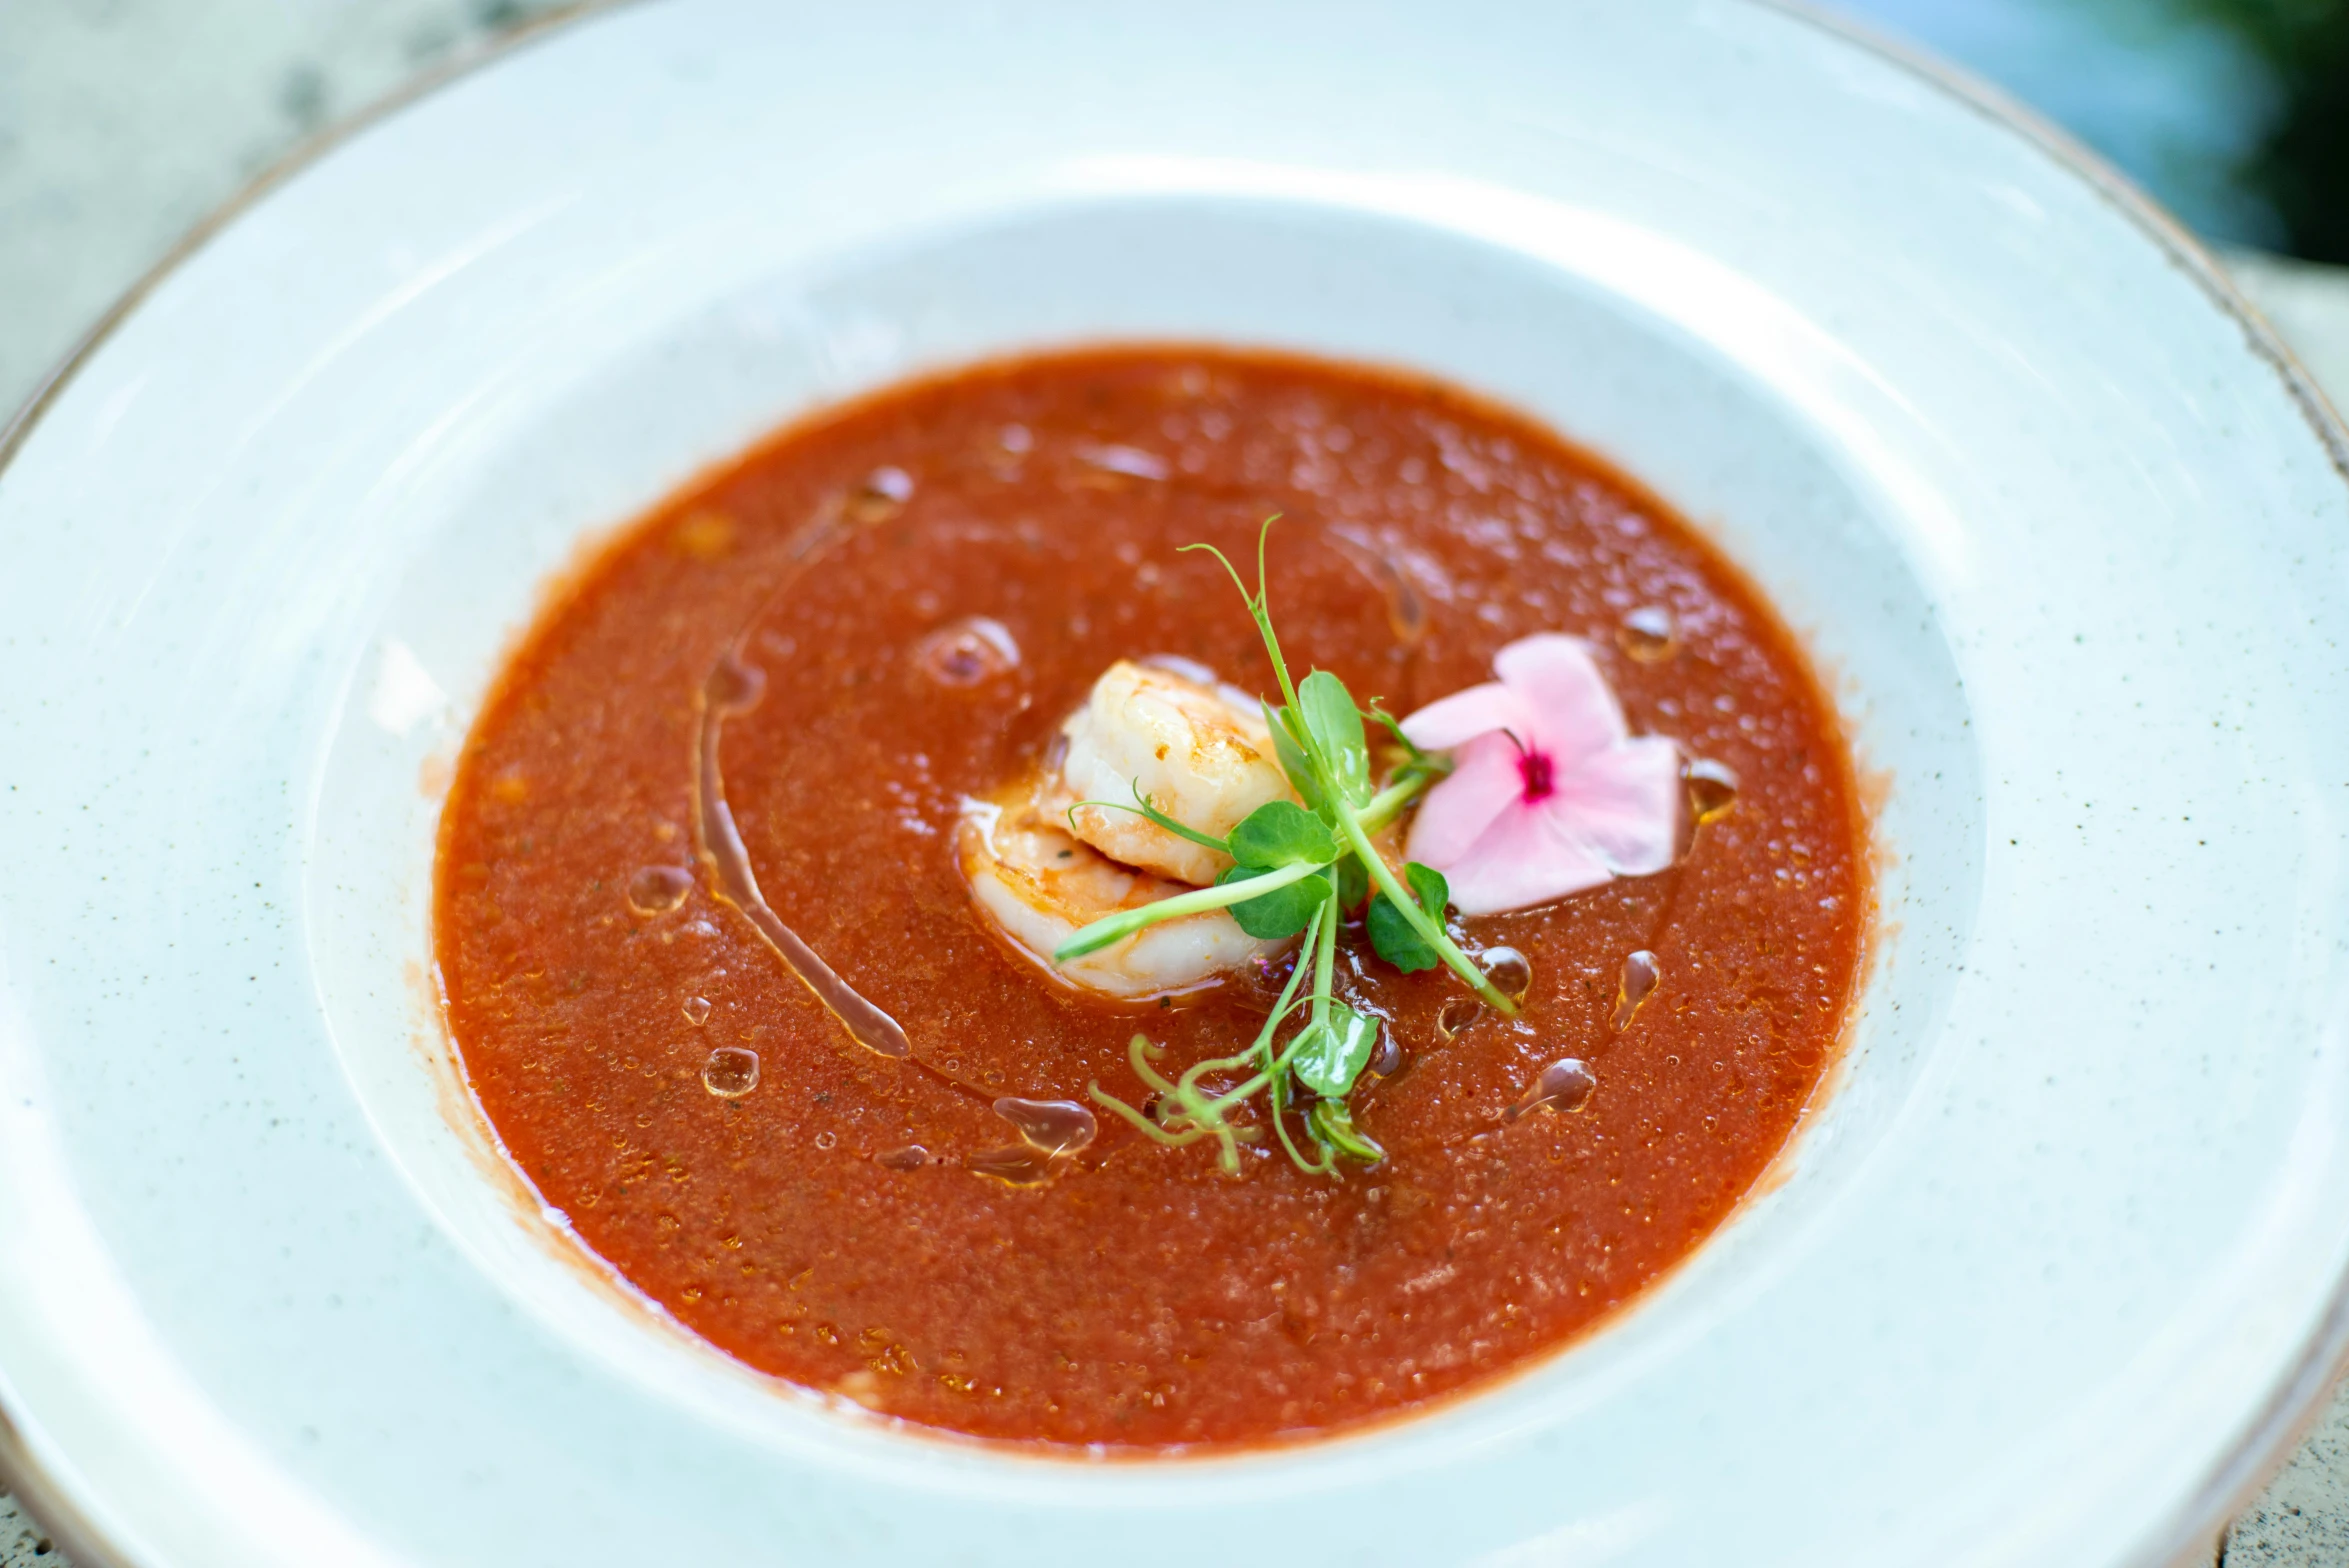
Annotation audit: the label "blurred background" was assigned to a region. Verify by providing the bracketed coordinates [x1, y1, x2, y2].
[1, 0, 2346, 1564]
[4, 0, 2349, 409]
[1842, 0, 2349, 396]
[6, 0, 2349, 415]
[1861, 0, 2347, 256]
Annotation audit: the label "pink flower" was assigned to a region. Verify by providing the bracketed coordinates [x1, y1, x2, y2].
[1399, 634, 1681, 916]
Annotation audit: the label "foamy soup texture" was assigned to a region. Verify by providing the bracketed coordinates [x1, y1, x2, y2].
[434, 347, 1867, 1447]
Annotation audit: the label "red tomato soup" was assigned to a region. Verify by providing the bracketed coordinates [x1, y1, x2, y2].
[435, 347, 1867, 1448]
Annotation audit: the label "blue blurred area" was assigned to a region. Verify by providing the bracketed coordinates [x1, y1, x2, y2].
[1831, 0, 2321, 251]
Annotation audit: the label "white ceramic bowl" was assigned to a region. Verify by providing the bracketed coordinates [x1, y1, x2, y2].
[4, 3, 2348, 1564]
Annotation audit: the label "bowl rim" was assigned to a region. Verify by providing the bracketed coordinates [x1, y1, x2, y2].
[3, 3, 2343, 1565]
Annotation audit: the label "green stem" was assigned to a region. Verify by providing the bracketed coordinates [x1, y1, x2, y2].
[1257, 608, 1305, 724]
[1173, 996, 1305, 1109]
[1234, 1017, 1335, 1171]
[1089, 1089, 1209, 1147]
[1282, 905, 1345, 1179]
[1242, 939, 1317, 1070]
[1332, 806, 1516, 1013]
[1261, 903, 1324, 1174]
[1053, 858, 1327, 961]
[1179, 526, 1304, 718]
[1172, 903, 1325, 1109]
[1088, 902, 1328, 1173]
[1247, 522, 1306, 720]
[1269, 1070, 1330, 1176]
[1309, 881, 1338, 1034]
[1355, 769, 1436, 836]
[1065, 788, 1234, 857]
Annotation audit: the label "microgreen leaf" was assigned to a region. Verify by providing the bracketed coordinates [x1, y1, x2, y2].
[1308, 1099, 1386, 1164]
[1291, 1000, 1381, 1097]
[1333, 851, 1370, 912]
[1083, 516, 1529, 1183]
[1229, 800, 1338, 869]
[1367, 861, 1450, 973]
[1216, 863, 1331, 940]
[1263, 702, 1328, 818]
[1297, 669, 1372, 806]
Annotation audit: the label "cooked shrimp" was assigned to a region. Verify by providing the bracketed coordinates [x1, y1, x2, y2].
[1057, 659, 1297, 886]
[957, 777, 1284, 1000]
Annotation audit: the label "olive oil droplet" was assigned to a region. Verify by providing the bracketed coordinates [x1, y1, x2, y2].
[1330, 534, 1427, 648]
[1618, 605, 1677, 662]
[701, 1046, 759, 1098]
[1687, 759, 1738, 825]
[1238, 951, 1299, 1013]
[1479, 946, 1533, 1004]
[916, 616, 1020, 686]
[627, 865, 694, 916]
[1612, 950, 1661, 1031]
[1437, 996, 1485, 1040]
[967, 1144, 1058, 1185]
[875, 1145, 930, 1171]
[671, 508, 736, 561]
[705, 653, 767, 716]
[970, 1097, 1097, 1185]
[847, 465, 914, 523]
[1506, 1058, 1596, 1121]
[1389, 577, 1427, 646]
[695, 648, 911, 1060]
[992, 1097, 1097, 1157]
[681, 995, 712, 1026]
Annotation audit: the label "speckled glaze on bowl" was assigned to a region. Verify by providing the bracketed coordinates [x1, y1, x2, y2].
[2, 3, 2347, 1565]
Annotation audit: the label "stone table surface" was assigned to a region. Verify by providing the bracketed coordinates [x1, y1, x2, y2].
[2, 3, 2347, 1564]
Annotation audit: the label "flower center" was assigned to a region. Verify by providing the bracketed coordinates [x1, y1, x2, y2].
[1516, 745, 1556, 803]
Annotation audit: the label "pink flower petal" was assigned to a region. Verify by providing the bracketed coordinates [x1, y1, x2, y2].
[1438, 800, 1614, 917]
[1395, 631, 1682, 917]
[1492, 635, 1626, 757]
[1397, 681, 1536, 752]
[1402, 732, 1524, 867]
[1549, 736, 1683, 875]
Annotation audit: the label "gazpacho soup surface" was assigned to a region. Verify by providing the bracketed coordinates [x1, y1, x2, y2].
[434, 346, 1868, 1449]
